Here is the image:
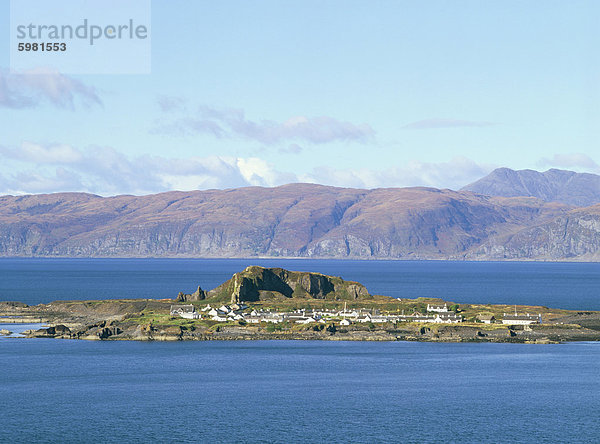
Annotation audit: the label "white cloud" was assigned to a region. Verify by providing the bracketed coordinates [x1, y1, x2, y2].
[0, 142, 84, 163]
[537, 153, 600, 172]
[403, 118, 495, 130]
[236, 157, 296, 186]
[0, 67, 101, 109]
[9, 168, 84, 194]
[0, 142, 494, 195]
[0, 142, 294, 195]
[153, 100, 375, 145]
[300, 157, 495, 190]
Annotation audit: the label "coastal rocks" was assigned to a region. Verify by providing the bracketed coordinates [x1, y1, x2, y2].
[97, 326, 123, 340]
[28, 324, 71, 338]
[152, 325, 184, 341]
[0, 301, 29, 310]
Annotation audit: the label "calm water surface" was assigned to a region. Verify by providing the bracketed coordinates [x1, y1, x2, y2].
[0, 339, 599, 443]
[1, 260, 600, 443]
[1, 258, 600, 309]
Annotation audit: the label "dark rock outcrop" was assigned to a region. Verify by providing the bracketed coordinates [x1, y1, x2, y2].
[30, 324, 71, 338]
[205, 266, 370, 303]
[97, 326, 122, 339]
[176, 286, 206, 302]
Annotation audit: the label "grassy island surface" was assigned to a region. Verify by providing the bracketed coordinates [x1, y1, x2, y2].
[1, 266, 599, 343]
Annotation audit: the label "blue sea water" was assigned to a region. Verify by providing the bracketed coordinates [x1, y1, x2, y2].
[0, 258, 599, 309]
[1, 259, 600, 443]
[0, 339, 599, 443]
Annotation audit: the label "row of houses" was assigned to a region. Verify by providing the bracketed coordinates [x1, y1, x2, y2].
[170, 305, 464, 324]
[477, 313, 542, 325]
[171, 304, 545, 326]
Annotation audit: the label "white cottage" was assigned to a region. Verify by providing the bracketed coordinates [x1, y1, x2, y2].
[427, 303, 449, 313]
[170, 305, 199, 319]
[501, 314, 541, 325]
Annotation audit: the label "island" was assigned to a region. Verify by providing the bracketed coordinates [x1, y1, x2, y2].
[2, 266, 599, 343]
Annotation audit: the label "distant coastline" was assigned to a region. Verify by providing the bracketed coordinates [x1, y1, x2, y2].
[2, 169, 600, 262]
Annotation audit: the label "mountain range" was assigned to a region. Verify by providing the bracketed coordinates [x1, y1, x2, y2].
[1, 167, 599, 261]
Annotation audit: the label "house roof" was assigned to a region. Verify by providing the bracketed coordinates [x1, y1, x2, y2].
[170, 305, 195, 313]
[503, 314, 539, 320]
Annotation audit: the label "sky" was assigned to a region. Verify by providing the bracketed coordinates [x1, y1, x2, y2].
[1, 0, 599, 196]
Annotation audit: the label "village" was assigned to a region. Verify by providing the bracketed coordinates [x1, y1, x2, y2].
[170, 302, 543, 326]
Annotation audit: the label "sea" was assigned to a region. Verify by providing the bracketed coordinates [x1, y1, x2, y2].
[1, 259, 600, 443]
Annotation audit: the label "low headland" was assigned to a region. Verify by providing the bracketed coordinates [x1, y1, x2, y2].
[2, 266, 599, 343]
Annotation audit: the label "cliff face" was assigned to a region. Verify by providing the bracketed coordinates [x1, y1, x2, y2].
[468, 205, 600, 260]
[0, 183, 576, 260]
[205, 266, 370, 303]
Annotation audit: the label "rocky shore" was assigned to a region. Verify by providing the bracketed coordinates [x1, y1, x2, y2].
[18, 321, 600, 344]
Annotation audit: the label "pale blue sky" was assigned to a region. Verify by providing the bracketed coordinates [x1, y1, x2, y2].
[1, 0, 599, 195]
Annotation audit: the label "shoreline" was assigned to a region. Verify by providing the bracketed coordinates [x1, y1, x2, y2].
[3, 265, 600, 344]
[9, 316, 600, 344]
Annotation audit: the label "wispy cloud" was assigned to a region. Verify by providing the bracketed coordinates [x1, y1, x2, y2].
[0, 142, 84, 163]
[403, 118, 495, 130]
[153, 99, 375, 145]
[156, 95, 187, 113]
[0, 142, 294, 195]
[0, 142, 493, 195]
[537, 153, 600, 172]
[0, 67, 101, 109]
[11, 167, 85, 194]
[300, 156, 494, 190]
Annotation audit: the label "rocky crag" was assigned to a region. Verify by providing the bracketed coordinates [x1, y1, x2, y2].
[177, 266, 370, 303]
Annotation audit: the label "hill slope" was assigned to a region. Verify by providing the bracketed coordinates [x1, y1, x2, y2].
[0, 183, 573, 259]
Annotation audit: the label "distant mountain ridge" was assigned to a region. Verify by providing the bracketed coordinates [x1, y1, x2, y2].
[1, 170, 600, 261]
[461, 167, 600, 207]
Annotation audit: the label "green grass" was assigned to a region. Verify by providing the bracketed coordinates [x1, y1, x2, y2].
[124, 311, 211, 327]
